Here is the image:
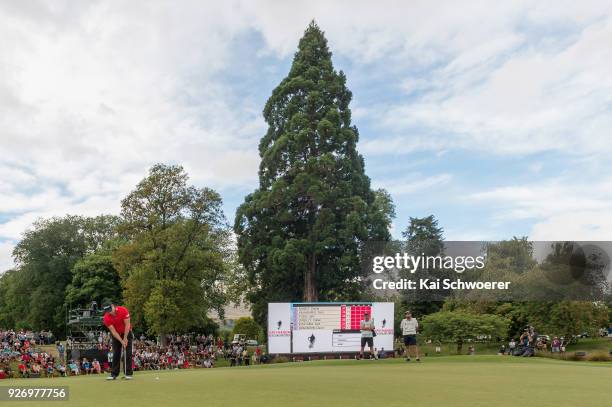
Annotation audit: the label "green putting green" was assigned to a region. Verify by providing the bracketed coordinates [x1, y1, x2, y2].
[2, 356, 610, 407]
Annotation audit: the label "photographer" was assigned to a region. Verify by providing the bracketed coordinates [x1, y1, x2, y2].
[518, 326, 536, 357]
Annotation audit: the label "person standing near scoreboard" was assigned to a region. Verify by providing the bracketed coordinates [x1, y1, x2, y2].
[401, 310, 420, 362]
[359, 311, 375, 359]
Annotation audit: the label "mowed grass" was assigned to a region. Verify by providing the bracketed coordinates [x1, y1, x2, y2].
[2, 356, 610, 407]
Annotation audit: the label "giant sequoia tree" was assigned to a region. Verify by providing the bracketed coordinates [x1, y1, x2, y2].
[235, 22, 392, 324]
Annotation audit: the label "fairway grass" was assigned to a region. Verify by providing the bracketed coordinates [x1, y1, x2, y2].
[2, 356, 610, 407]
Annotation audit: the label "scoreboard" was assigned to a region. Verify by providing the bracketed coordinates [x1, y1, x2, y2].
[292, 304, 372, 330]
[268, 302, 394, 354]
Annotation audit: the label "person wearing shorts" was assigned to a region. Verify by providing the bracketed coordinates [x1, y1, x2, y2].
[359, 312, 375, 359]
[401, 310, 420, 362]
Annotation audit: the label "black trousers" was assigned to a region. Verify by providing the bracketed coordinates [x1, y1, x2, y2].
[111, 331, 133, 377]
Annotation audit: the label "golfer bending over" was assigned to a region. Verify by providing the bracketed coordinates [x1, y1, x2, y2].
[401, 310, 420, 362]
[103, 303, 133, 380]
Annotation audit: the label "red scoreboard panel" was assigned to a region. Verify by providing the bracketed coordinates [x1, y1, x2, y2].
[340, 304, 372, 330]
[292, 303, 372, 332]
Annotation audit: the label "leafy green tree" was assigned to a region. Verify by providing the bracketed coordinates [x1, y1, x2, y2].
[0, 269, 30, 329]
[422, 311, 509, 353]
[547, 300, 608, 338]
[232, 317, 263, 341]
[485, 237, 536, 274]
[64, 253, 122, 308]
[234, 22, 392, 326]
[7, 215, 118, 334]
[114, 164, 231, 339]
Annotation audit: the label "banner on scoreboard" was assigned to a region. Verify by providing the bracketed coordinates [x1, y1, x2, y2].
[267, 302, 394, 354]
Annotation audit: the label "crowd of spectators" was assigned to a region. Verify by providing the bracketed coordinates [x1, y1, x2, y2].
[497, 327, 568, 357]
[1, 329, 62, 379]
[1, 329, 266, 379]
[133, 334, 219, 370]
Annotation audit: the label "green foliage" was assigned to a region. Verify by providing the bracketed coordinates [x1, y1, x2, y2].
[402, 215, 444, 256]
[232, 317, 262, 341]
[64, 253, 121, 308]
[399, 215, 447, 315]
[114, 164, 232, 336]
[0, 215, 119, 334]
[234, 22, 392, 326]
[547, 300, 608, 338]
[0, 269, 29, 329]
[484, 237, 536, 274]
[422, 311, 509, 352]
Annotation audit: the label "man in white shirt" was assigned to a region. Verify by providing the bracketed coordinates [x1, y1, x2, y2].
[400, 310, 420, 362]
[359, 312, 375, 360]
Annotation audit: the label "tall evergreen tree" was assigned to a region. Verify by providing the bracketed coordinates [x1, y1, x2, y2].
[402, 215, 444, 256]
[401, 215, 446, 315]
[235, 22, 392, 325]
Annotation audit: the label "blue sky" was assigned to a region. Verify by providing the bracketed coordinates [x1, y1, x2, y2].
[1, 1, 612, 270]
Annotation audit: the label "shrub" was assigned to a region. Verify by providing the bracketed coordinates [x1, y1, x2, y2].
[586, 351, 611, 362]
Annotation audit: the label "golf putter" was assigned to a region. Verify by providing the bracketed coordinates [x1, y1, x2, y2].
[124, 345, 127, 378]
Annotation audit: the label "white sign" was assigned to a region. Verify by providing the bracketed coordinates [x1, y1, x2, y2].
[267, 302, 394, 354]
[267, 303, 292, 354]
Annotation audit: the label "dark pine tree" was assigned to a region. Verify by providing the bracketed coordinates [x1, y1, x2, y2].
[234, 22, 392, 325]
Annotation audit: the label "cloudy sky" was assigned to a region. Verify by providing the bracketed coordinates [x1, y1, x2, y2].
[1, 0, 612, 271]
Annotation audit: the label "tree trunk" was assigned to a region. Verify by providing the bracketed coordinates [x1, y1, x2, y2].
[456, 339, 463, 354]
[160, 333, 168, 347]
[304, 253, 318, 301]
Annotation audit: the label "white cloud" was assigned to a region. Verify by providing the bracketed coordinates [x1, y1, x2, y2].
[0, 241, 14, 272]
[374, 173, 452, 196]
[1, 0, 612, 270]
[0, 1, 267, 270]
[370, 6, 612, 157]
[468, 177, 612, 239]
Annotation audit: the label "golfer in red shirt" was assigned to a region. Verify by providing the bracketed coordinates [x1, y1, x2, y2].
[102, 303, 133, 380]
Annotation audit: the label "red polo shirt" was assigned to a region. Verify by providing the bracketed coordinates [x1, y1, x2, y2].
[103, 306, 130, 334]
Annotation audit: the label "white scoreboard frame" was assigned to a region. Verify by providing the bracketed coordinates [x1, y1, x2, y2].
[267, 302, 395, 354]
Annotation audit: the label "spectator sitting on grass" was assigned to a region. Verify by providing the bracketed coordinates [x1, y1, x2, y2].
[82, 358, 92, 374]
[68, 360, 79, 376]
[92, 359, 101, 374]
[55, 362, 66, 377]
[30, 362, 41, 378]
[18, 362, 28, 378]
